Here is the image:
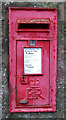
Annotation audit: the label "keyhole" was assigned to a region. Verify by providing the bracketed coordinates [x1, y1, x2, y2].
[22, 75, 25, 82]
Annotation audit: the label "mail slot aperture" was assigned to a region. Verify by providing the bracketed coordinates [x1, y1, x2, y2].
[17, 18, 50, 32]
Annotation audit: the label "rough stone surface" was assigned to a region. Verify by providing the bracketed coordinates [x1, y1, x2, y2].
[0, 1, 65, 119]
[0, 0, 66, 2]
[0, 1, 2, 120]
[64, 2, 66, 119]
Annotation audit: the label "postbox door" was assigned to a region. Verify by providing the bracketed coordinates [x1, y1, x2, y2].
[16, 40, 50, 106]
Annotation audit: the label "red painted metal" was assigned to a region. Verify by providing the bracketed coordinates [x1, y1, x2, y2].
[9, 7, 57, 112]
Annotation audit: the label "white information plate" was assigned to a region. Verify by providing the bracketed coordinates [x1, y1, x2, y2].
[24, 48, 42, 74]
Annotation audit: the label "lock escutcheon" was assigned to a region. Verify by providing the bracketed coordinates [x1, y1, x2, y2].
[21, 75, 28, 85]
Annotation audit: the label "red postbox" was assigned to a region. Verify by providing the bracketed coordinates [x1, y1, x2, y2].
[9, 7, 57, 112]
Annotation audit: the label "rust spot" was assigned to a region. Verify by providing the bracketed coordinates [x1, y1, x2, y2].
[17, 74, 19, 78]
[54, 56, 55, 59]
[11, 59, 12, 62]
[51, 89, 53, 92]
[54, 16, 56, 20]
[54, 105, 56, 106]
[47, 33, 49, 36]
[54, 49, 55, 52]
[18, 32, 21, 35]
[53, 22, 55, 30]
[10, 71, 11, 76]
[12, 36, 14, 40]
[46, 110, 49, 112]
[14, 75, 16, 77]
[53, 33, 54, 36]
[20, 77, 22, 82]
[19, 99, 29, 104]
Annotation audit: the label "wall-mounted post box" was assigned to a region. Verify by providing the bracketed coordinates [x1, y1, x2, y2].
[9, 7, 57, 112]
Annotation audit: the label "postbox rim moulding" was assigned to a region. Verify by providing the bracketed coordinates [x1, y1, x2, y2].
[9, 7, 57, 11]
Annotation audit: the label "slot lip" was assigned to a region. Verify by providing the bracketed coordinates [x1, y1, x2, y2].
[9, 7, 57, 11]
[17, 18, 50, 24]
[17, 29, 50, 32]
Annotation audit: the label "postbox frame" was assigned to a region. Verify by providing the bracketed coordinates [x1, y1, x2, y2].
[9, 7, 57, 112]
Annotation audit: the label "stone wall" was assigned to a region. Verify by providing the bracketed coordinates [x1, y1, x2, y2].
[64, 1, 66, 119]
[0, 1, 65, 119]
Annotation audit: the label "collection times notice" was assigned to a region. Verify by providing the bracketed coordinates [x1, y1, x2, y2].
[24, 48, 42, 74]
